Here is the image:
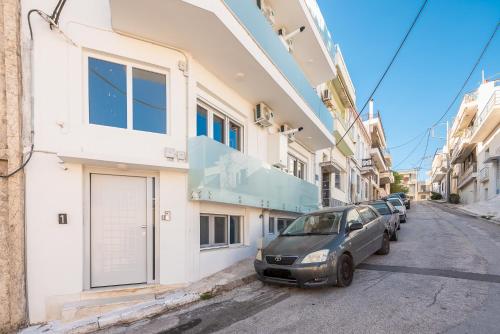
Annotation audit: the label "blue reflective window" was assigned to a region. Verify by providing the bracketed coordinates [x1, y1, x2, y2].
[88, 57, 127, 128]
[197, 105, 208, 136]
[133, 68, 167, 134]
[213, 114, 225, 144]
[229, 121, 241, 151]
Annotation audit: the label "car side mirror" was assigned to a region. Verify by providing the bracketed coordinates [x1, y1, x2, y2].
[349, 221, 363, 231]
[394, 209, 400, 214]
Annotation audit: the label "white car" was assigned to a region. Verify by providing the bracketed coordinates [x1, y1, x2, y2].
[387, 197, 407, 223]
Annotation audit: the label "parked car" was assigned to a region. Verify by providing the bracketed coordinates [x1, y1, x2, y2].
[368, 200, 400, 241]
[254, 205, 390, 288]
[386, 197, 407, 223]
[389, 192, 410, 209]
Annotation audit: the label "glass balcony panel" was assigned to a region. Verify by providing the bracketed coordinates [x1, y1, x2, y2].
[223, 0, 333, 133]
[188, 136, 319, 213]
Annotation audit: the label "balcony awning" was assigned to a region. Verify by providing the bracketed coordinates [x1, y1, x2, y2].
[109, 0, 335, 151]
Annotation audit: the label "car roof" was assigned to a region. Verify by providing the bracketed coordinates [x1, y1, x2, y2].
[309, 205, 355, 214]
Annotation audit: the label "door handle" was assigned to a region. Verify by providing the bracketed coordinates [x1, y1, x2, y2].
[139, 225, 147, 228]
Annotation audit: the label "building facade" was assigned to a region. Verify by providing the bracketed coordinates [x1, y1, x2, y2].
[447, 79, 500, 204]
[363, 100, 393, 199]
[19, 0, 371, 324]
[397, 169, 418, 200]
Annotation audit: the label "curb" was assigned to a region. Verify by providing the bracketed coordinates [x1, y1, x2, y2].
[428, 200, 500, 225]
[21, 273, 257, 334]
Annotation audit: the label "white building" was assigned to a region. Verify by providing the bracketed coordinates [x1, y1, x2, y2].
[22, 0, 346, 323]
[397, 169, 418, 200]
[448, 79, 500, 204]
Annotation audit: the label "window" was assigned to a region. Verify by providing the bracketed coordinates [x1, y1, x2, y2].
[196, 105, 208, 136]
[200, 214, 243, 248]
[287, 154, 306, 180]
[277, 218, 294, 233]
[346, 209, 363, 226]
[213, 114, 225, 144]
[196, 102, 243, 151]
[88, 57, 168, 133]
[89, 58, 127, 128]
[132, 68, 167, 133]
[371, 202, 391, 215]
[358, 206, 377, 224]
[334, 170, 341, 189]
[268, 217, 275, 234]
[229, 121, 241, 151]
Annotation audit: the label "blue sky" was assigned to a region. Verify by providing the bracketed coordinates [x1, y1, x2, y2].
[317, 0, 500, 180]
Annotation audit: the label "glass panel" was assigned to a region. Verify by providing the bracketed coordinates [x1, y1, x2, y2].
[214, 216, 227, 244]
[268, 217, 275, 234]
[277, 219, 287, 233]
[188, 136, 319, 213]
[371, 203, 391, 215]
[297, 161, 305, 180]
[229, 216, 241, 244]
[346, 209, 362, 225]
[200, 216, 209, 247]
[132, 68, 167, 134]
[229, 122, 241, 151]
[88, 57, 127, 128]
[282, 211, 343, 235]
[197, 105, 208, 136]
[222, 0, 334, 133]
[213, 114, 225, 144]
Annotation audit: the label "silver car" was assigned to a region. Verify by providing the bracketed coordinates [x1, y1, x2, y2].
[254, 205, 390, 288]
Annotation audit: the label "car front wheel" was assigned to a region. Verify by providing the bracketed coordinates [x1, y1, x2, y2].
[376, 233, 390, 255]
[390, 228, 398, 241]
[336, 254, 354, 287]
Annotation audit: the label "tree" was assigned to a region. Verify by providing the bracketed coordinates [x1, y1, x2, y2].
[390, 172, 409, 194]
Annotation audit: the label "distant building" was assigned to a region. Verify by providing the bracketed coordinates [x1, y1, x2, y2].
[396, 169, 418, 200]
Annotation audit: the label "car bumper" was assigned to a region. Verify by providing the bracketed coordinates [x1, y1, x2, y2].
[254, 260, 335, 287]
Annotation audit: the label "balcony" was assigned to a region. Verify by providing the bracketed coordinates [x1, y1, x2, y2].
[109, 0, 335, 150]
[451, 91, 478, 136]
[332, 113, 354, 156]
[479, 166, 489, 183]
[370, 147, 388, 172]
[470, 90, 500, 143]
[379, 171, 394, 185]
[457, 163, 477, 189]
[450, 128, 474, 164]
[188, 136, 319, 213]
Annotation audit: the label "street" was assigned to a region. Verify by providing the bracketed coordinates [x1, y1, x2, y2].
[102, 202, 500, 334]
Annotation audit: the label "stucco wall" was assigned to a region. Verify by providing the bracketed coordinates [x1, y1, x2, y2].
[0, 0, 27, 331]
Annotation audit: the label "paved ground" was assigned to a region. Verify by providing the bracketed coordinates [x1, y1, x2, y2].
[101, 202, 500, 334]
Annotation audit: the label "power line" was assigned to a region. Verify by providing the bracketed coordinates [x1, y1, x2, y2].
[336, 0, 428, 147]
[417, 129, 431, 170]
[431, 22, 499, 127]
[388, 129, 428, 150]
[393, 128, 430, 169]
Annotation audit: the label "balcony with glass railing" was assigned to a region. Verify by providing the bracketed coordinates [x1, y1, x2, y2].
[471, 89, 500, 143]
[223, 0, 334, 134]
[188, 136, 319, 213]
[457, 163, 477, 188]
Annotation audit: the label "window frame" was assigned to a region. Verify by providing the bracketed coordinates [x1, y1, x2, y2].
[199, 214, 244, 249]
[84, 52, 170, 135]
[287, 153, 307, 180]
[196, 100, 244, 152]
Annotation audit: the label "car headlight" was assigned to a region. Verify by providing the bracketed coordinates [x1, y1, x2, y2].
[255, 250, 263, 261]
[301, 249, 329, 264]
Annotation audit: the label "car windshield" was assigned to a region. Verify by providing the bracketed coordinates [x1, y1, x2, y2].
[281, 211, 343, 236]
[388, 199, 402, 207]
[371, 203, 391, 215]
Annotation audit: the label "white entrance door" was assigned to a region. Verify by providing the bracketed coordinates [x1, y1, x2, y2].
[91, 174, 148, 287]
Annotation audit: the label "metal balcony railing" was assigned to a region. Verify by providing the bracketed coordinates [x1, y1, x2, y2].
[479, 166, 489, 182]
[457, 163, 477, 188]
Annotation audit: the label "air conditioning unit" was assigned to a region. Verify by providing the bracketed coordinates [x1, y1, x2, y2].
[280, 123, 296, 143]
[268, 133, 288, 168]
[255, 102, 274, 127]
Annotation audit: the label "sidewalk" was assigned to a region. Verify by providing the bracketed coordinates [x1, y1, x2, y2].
[429, 197, 500, 224]
[21, 258, 256, 334]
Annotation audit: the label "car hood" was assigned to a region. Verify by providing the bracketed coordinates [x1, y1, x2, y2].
[379, 215, 391, 226]
[395, 205, 405, 212]
[264, 234, 337, 257]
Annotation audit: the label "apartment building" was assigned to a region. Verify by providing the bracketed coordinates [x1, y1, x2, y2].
[418, 180, 432, 201]
[20, 0, 351, 323]
[430, 149, 449, 198]
[397, 169, 418, 200]
[448, 79, 500, 204]
[363, 100, 393, 198]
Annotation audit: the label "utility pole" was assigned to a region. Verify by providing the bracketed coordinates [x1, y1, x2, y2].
[445, 120, 451, 201]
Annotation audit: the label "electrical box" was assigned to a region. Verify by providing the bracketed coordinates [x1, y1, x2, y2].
[268, 133, 288, 168]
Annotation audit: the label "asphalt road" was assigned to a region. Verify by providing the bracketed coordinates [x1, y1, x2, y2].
[103, 202, 500, 334]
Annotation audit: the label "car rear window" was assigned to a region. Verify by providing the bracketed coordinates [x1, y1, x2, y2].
[371, 203, 391, 215]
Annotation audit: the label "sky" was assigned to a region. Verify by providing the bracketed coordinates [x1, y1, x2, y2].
[317, 0, 500, 180]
